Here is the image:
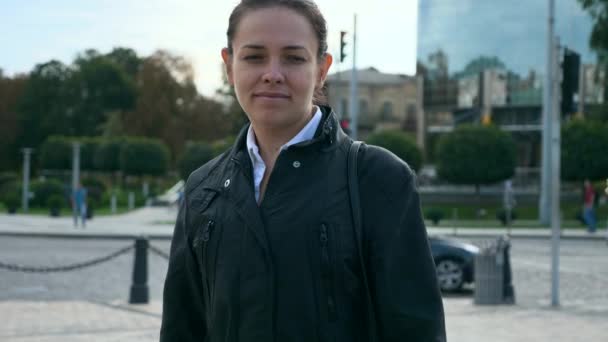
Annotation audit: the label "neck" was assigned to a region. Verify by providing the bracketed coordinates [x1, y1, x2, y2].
[252, 107, 315, 167]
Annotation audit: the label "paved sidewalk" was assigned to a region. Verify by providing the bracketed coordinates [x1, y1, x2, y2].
[1, 297, 605, 342]
[1, 207, 607, 240]
[1, 207, 607, 341]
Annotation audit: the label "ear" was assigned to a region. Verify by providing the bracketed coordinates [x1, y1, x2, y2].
[221, 48, 234, 85]
[316, 53, 333, 88]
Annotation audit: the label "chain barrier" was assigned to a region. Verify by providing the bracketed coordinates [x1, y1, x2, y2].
[148, 244, 170, 260]
[0, 245, 134, 273]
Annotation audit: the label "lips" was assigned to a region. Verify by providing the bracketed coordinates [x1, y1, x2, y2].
[254, 91, 290, 99]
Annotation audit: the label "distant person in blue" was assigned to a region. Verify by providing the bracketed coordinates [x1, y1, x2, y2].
[72, 183, 87, 228]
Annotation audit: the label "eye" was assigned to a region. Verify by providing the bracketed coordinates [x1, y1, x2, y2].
[243, 55, 263, 61]
[286, 55, 306, 63]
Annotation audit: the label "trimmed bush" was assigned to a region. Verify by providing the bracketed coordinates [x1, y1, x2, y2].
[561, 120, 608, 182]
[40, 136, 100, 171]
[212, 136, 236, 157]
[94, 137, 125, 172]
[366, 130, 423, 172]
[120, 138, 170, 176]
[40, 136, 72, 170]
[30, 179, 66, 208]
[178, 142, 215, 180]
[3, 192, 20, 214]
[81, 177, 106, 207]
[436, 125, 516, 188]
[47, 194, 65, 217]
[424, 207, 446, 225]
[80, 137, 101, 171]
[496, 209, 517, 226]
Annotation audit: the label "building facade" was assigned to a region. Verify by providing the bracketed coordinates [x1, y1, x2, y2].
[417, 0, 604, 169]
[325, 67, 423, 144]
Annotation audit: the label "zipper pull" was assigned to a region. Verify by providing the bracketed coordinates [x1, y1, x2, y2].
[320, 224, 328, 245]
[202, 220, 215, 242]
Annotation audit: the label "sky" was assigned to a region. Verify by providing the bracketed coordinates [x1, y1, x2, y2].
[0, 0, 419, 98]
[417, 0, 596, 77]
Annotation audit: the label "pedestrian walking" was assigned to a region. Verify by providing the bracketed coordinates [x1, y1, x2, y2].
[583, 179, 596, 233]
[71, 183, 87, 228]
[160, 1, 445, 341]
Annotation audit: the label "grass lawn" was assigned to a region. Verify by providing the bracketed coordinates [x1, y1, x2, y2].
[0, 203, 133, 217]
[422, 202, 608, 229]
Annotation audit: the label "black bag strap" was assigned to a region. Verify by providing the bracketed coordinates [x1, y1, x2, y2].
[347, 141, 377, 342]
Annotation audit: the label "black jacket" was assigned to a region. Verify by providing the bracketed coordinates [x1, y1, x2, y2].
[160, 106, 446, 342]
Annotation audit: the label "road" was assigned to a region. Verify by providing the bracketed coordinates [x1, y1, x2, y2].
[0, 237, 170, 302]
[456, 237, 608, 314]
[1, 236, 607, 313]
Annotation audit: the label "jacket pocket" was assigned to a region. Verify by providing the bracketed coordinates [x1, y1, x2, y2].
[194, 218, 222, 310]
[320, 223, 338, 322]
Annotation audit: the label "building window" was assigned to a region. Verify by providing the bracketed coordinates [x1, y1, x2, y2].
[340, 98, 348, 115]
[380, 101, 395, 121]
[359, 99, 369, 116]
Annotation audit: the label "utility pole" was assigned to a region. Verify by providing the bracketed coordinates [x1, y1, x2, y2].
[550, 36, 562, 308]
[21, 148, 33, 213]
[540, 0, 555, 225]
[348, 14, 359, 140]
[72, 142, 81, 227]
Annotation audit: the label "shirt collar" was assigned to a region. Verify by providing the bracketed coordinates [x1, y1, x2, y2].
[246, 106, 323, 164]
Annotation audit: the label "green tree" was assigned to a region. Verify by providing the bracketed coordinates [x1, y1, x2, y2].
[0, 71, 27, 170]
[17, 61, 74, 149]
[216, 64, 249, 135]
[561, 120, 608, 181]
[69, 50, 136, 136]
[104, 47, 141, 78]
[436, 125, 516, 199]
[579, 0, 608, 112]
[366, 130, 423, 172]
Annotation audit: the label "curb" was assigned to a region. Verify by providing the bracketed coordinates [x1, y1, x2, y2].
[0, 231, 173, 240]
[2, 229, 606, 241]
[430, 232, 608, 241]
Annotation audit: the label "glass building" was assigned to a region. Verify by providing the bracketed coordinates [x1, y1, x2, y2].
[416, 0, 603, 168]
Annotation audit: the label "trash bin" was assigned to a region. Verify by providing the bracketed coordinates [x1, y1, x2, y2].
[474, 236, 515, 305]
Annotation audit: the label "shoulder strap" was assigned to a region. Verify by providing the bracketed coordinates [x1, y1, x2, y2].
[347, 141, 377, 342]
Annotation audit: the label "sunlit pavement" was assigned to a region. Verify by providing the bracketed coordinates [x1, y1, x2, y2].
[1, 297, 606, 342]
[1, 207, 607, 341]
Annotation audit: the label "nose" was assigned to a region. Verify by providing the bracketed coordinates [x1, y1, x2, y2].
[261, 60, 285, 84]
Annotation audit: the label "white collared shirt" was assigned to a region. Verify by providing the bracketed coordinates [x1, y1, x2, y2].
[246, 106, 323, 202]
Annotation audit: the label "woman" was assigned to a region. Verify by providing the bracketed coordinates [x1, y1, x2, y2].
[160, 0, 445, 341]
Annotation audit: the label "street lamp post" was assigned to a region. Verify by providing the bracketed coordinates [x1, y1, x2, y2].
[21, 148, 33, 213]
[72, 142, 81, 227]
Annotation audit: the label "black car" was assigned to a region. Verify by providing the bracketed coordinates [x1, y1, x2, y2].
[429, 236, 479, 292]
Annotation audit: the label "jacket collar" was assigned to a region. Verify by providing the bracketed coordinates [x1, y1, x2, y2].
[228, 105, 346, 163]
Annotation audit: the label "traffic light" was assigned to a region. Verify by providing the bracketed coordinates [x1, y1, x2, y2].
[340, 117, 351, 135]
[561, 48, 580, 117]
[340, 31, 347, 63]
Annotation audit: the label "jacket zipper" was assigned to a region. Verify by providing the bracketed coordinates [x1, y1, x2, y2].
[320, 223, 337, 321]
[202, 219, 215, 304]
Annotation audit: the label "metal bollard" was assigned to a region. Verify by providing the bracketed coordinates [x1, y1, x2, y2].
[129, 237, 149, 304]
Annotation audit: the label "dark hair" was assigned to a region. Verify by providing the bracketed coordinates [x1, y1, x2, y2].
[226, 0, 328, 104]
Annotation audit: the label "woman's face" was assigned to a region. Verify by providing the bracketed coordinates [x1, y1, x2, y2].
[222, 7, 332, 130]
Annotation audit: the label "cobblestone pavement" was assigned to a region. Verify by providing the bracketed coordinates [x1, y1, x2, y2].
[1, 209, 607, 341]
[0, 300, 162, 342]
[1, 298, 606, 342]
[464, 237, 608, 314]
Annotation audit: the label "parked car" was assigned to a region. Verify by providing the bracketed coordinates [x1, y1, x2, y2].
[429, 236, 479, 292]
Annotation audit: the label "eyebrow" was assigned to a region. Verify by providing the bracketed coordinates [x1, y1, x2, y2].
[242, 44, 308, 51]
